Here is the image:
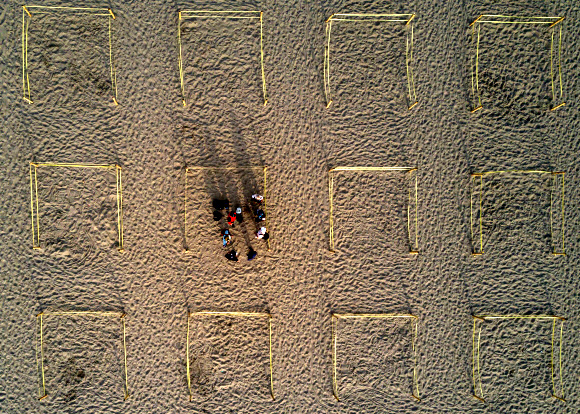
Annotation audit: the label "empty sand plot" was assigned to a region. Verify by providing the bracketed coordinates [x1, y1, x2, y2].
[178, 10, 267, 106]
[470, 170, 564, 255]
[328, 167, 418, 254]
[186, 311, 274, 401]
[324, 13, 417, 109]
[29, 163, 124, 252]
[22, 5, 118, 104]
[36, 311, 129, 402]
[331, 313, 420, 401]
[472, 315, 565, 403]
[469, 14, 565, 112]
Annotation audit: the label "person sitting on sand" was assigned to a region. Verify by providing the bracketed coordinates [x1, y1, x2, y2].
[225, 250, 238, 261]
[251, 194, 263, 204]
[222, 229, 232, 248]
[255, 208, 266, 222]
[256, 226, 269, 240]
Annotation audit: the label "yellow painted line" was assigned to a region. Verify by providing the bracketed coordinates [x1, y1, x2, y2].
[190, 311, 270, 317]
[260, 12, 268, 106]
[333, 313, 417, 319]
[330, 166, 415, 172]
[332, 313, 419, 401]
[476, 322, 483, 399]
[475, 24, 481, 108]
[122, 317, 130, 399]
[478, 20, 557, 24]
[38, 314, 46, 399]
[474, 170, 555, 175]
[332, 315, 339, 400]
[478, 14, 562, 20]
[186, 166, 264, 171]
[328, 172, 334, 251]
[324, 20, 333, 107]
[29, 164, 36, 248]
[478, 175, 483, 253]
[558, 25, 563, 98]
[470, 14, 483, 26]
[476, 314, 564, 320]
[25, 5, 110, 11]
[43, 311, 124, 317]
[411, 318, 420, 400]
[188, 311, 274, 399]
[183, 169, 188, 251]
[331, 13, 413, 18]
[25, 14, 31, 102]
[550, 16, 565, 27]
[181, 15, 260, 19]
[330, 19, 408, 22]
[268, 316, 275, 400]
[33, 162, 118, 169]
[116, 167, 124, 251]
[33, 165, 40, 248]
[551, 318, 556, 396]
[551, 28, 555, 102]
[181, 10, 261, 14]
[558, 320, 564, 398]
[263, 166, 270, 250]
[472, 319, 477, 394]
[186, 314, 192, 400]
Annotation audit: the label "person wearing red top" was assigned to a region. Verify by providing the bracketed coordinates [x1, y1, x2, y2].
[227, 211, 236, 226]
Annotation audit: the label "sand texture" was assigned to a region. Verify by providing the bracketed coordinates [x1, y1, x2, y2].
[0, 0, 579, 413]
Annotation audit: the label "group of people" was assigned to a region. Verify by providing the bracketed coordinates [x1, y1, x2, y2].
[213, 194, 269, 262]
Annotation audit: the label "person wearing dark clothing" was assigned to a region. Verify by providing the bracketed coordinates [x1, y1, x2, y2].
[255, 209, 266, 222]
[225, 250, 238, 261]
[247, 248, 257, 261]
[235, 207, 243, 223]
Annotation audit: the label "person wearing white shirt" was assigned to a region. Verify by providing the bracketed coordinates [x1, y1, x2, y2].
[256, 226, 267, 239]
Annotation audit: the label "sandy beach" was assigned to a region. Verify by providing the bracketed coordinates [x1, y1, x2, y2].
[0, 0, 579, 413]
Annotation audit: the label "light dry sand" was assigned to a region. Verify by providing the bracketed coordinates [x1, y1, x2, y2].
[0, 0, 579, 413]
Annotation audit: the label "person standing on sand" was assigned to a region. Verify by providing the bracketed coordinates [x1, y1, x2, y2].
[222, 229, 232, 247]
[227, 210, 236, 226]
[247, 248, 257, 261]
[235, 207, 243, 223]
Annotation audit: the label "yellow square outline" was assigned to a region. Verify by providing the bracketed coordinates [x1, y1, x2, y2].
[29, 162, 124, 252]
[36, 310, 130, 401]
[186, 311, 275, 401]
[22, 5, 118, 105]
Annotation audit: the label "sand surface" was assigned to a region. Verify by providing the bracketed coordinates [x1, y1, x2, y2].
[0, 0, 579, 413]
